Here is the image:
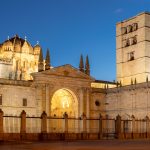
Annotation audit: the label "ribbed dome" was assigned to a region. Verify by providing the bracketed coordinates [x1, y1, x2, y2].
[3, 40, 13, 46]
[34, 44, 41, 55]
[8, 34, 31, 47]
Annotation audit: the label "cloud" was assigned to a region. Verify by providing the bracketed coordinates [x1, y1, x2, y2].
[114, 8, 124, 13]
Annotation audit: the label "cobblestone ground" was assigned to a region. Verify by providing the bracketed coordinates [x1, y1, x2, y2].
[0, 140, 150, 150]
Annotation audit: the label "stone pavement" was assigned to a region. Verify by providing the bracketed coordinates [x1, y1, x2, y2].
[0, 140, 150, 150]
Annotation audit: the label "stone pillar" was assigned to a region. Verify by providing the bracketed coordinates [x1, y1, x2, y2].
[99, 114, 103, 139]
[64, 112, 68, 133]
[46, 84, 50, 115]
[132, 115, 135, 139]
[82, 113, 87, 133]
[146, 116, 150, 138]
[41, 111, 47, 133]
[116, 115, 122, 139]
[86, 88, 90, 132]
[0, 109, 3, 133]
[20, 110, 26, 133]
[79, 89, 83, 117]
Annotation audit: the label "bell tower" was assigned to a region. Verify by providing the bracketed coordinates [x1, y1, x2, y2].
[116, 12, 150, 85]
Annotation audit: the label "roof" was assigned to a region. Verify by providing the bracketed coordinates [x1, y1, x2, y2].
[2, 34, 32, 47]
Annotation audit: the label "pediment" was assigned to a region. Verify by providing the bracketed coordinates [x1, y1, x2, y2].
[32, 64, 95, 81]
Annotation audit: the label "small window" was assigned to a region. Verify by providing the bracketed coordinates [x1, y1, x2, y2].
[23, 98, 27, 106]
[95, 100, 100, 106]
[0, 94, 2, 105]
[128, 51, 134, 61]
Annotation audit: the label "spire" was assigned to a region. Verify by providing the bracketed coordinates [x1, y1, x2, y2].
[79, 54, 84, 72]
[85, 55, 90, 75]
[131, 78, 133, 85]
[134, 78, 137, 84]
[120, 80, 122, 87]
[38, 48, 44, 72]
[45, 48, 50, 70]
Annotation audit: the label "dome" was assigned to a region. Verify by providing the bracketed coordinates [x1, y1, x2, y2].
[34, 44, 41, 55]
[9, 34, 31, 47]
[3, 40, 13, 46]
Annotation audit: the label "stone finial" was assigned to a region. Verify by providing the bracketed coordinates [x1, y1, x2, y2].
[134, 78, 137, 84]
[85, 55, 90, 75]
[120, 81, 122, 87]
[41, 111, 47, 118]
[63, 112, 68, 118]
[131, 115, 135, 119]
[21, 110, 26, 115]
[117, 81, 119, 87]
[131, 78, 133, 85]
[79, 54, 84, 72]
[38, 48, 44, 72]
[45, 49, 50, 70]
[99, 113, 102, 119]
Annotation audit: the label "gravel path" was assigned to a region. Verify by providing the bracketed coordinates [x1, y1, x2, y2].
[0, 140, 150, 150]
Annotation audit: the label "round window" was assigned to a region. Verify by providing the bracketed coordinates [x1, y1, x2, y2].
[95, 100, 100, 106]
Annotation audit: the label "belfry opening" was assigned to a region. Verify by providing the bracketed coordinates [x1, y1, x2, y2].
[51, 88, 78, 118]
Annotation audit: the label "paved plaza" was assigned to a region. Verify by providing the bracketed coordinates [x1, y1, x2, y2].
[0, 140, 150, 150]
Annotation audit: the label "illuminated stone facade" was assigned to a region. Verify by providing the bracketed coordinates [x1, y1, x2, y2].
[0, 35, 41, 80]
[116, 12, 150, 85]
[1, 12, 150, 134]
[106, 12, 150, 119]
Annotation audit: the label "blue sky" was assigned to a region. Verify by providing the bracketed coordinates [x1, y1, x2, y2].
[0, 0, 149, 81]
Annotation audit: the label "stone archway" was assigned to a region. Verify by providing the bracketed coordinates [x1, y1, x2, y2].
[50, 88, 78, 132]
[51, 88, 78, 118]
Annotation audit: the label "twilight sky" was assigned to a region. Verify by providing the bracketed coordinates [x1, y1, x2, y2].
[0, 0, 149, 81]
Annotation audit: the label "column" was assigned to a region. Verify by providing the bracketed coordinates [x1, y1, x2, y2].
[82, 113, 87, 133]
[41, 84, 46, 112]
[41, 111, 47, 133]
[99, 114, 103, 139]
[79, 88, 83, 117]
[45, 84, 50, 115]
[0, 109, 3, 133]
[116, 115, 122, 139]
[132, 115, 135, 139]
[86, 88, 90, 132]
[20, 110, 26, 133]
[146, 116, 150, 138]
[64, 112, 68, 133]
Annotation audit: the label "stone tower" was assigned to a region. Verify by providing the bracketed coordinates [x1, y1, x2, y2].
[116, 12, 150, 85]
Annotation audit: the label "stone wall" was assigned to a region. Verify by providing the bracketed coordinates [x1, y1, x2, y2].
[106, 82, 150, 119]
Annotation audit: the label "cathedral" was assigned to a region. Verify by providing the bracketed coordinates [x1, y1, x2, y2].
[0, 12, 150, 134]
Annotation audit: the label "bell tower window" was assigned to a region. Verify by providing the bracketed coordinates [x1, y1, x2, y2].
[128, 51, 135, 61]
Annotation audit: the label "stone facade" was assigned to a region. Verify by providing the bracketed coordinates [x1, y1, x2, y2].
[116, 12, 150, 85]
[106, 82, 150, 119]
[0, 35, 41, 80]
[1, 12, 150, 135]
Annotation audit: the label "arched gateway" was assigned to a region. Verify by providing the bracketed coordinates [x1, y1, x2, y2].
[50, 88, 78, 132]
